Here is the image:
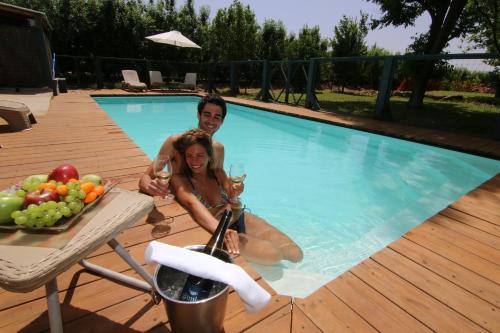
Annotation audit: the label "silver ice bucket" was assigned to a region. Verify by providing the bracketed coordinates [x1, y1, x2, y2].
[153, 245, 232, 333]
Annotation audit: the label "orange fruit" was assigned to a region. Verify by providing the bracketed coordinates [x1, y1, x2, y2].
[80, 182, 94, 194]
[68, 178, 79, 183]
[56, 184, 69, 196]
[38, 183, 57, 191]
[93, 185, 105, 196]
[84, 191, 97, 204]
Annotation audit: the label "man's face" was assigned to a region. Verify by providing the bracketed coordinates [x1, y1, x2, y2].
[197, 103, 224, 136]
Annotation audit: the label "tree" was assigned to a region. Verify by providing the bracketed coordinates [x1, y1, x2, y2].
[331, 13, 369, 91]
[207, 0, 259, 62]
[364, 44, 392, 89]
[285, 25, 328, 60]
[467, 0, 500, 97]
[257, 19, 287, 60]
[368, 0, 472, 108]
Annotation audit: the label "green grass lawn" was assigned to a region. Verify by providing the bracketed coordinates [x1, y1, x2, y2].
[228, 88, 500, 139]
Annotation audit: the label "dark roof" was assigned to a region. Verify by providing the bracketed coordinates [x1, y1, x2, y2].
[0, 2, 51, 31]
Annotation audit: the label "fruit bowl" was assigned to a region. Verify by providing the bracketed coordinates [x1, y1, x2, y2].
[0, 179, 119, 232]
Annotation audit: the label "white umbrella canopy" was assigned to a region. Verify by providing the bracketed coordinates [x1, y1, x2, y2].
[145, 30, 201, 49]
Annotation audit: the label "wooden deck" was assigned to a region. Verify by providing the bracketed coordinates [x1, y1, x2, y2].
[0, 90, 499, 332]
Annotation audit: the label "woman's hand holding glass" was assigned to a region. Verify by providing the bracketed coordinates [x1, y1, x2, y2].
[153, 155, 174, 203]
[150, 155, 175, 238]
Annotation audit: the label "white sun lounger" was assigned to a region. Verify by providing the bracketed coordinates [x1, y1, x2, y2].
[121, 70, 147, 91]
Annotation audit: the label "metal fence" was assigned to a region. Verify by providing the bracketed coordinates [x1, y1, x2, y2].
[55, 53, 499, 138]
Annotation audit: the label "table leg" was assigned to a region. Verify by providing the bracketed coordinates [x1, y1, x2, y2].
[108, 239, 155, 287]
[79, 238, 158, 302]
[45, 278, 63, 333]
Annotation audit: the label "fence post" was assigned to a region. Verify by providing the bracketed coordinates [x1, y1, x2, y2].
[259, 59, 271, 102]
[207, 63, 214, 93]
[93, 57, 103, 89]
[145, 60, 152, 87]
[230, 62, 238, 96]
[374, 56, 396, 120]
[305, 58, 320, 110]
[285, 60, 292, 103]
[74, 57, 81, 87]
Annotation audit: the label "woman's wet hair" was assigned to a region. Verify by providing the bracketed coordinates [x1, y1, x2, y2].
[198, 93, 227, 119]
[173, 128, 216, 178]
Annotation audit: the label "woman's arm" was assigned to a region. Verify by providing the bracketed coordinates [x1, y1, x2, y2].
[171, 174, 240, 254]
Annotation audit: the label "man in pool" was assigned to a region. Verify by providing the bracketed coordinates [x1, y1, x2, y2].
[139, 93, 227, 197]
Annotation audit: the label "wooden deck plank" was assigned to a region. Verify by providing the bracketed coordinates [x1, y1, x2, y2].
[404, 228, 500, 284]
[243, 304, 291, 332]
[326, 272, 433, 332]
[294, 287, 377, 332]
[451, 198, 500, 225]
[431, 214, 500, 248]
[1, 90, 499, 332]
[440, 207, 500, 237]
[372, 248, 499, 332]
[413, 220, 500, 264]
[291, 305, 322, 333]
[389, 237, 500, 308]
[351, 259, 487, 332]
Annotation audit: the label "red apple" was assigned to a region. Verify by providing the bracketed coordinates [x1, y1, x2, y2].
[23, 189, 60, 208]
[48, 164, 79, 183]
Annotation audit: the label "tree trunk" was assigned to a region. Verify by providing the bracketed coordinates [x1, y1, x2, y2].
[408, 0, 468, 109]
[408, 62, 434, 109]
[496, 77, 500, 98]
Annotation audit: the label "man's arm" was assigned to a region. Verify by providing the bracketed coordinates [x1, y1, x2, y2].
[212, 141, 225, 169]
[138, 134, 178, 196]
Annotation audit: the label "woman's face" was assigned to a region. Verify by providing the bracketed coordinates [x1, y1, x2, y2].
[185, 143, 209, 174]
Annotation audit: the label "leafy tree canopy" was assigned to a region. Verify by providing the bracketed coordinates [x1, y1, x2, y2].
[331, 13, 369, 57]
[286, 25, 329, 60]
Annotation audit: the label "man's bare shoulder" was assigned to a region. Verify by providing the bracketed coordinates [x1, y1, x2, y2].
[166, 133, 182, 143]
[212, 139, 224, 150]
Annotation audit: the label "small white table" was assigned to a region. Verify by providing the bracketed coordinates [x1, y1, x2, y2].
[0, 188, 155, 333]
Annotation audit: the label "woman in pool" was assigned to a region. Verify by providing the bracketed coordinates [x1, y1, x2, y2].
[171, 128, 303, 265]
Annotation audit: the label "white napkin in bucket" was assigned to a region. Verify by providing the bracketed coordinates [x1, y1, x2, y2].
[145, 241, 271, 313]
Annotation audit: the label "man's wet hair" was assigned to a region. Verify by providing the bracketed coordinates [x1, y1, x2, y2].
[198, 93, 227, 119]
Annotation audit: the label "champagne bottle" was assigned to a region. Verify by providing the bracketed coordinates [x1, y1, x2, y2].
[179, 209, 233, 302]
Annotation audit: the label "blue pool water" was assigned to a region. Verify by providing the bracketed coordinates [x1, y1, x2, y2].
[94, 95, 500, 297]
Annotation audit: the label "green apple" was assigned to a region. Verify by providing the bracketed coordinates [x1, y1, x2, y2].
[81, 174, 102, 185]
[25, 174, 49, 183]
[0, 193, 23, 224]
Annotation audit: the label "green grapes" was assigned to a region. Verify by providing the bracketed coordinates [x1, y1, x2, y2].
[11, 177, 91, 228]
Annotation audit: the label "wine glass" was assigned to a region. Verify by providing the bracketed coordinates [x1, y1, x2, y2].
[153, 155, 174, 201]
[151, 155, 174, 238]
[229, 163, 246, 207]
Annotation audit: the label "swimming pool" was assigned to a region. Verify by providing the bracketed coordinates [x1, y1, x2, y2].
[94, 95, 500, 298]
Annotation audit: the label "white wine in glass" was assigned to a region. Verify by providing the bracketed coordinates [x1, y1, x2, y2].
[229, 163, 246, 185]
[154, 155, 173, 187]
[151, 155, 174, 238]
[229, 163, 246, 205]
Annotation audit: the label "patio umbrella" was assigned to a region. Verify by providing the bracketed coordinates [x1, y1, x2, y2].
[145, 30, 201, 49]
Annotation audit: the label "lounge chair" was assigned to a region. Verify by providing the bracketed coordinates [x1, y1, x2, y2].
[0, 100, 37, 131]
[148, 70, 166, 89]
[169, 72, 197, 90]
[121, 70, 147, 91]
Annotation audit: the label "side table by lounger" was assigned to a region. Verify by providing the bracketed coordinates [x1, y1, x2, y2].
[0, 188, 155, 333]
